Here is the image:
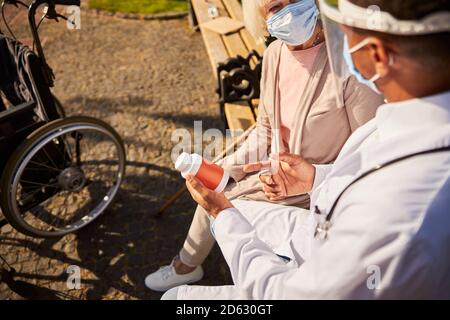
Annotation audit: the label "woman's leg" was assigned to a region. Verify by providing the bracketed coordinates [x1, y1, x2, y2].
[146, 174, 296, 291]
[145, 182, 241, 291]
[176, 179, 246, 269]
[178, 204, 216, 268]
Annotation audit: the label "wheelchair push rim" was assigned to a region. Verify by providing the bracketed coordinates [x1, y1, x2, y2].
[1, 116, 126, 238]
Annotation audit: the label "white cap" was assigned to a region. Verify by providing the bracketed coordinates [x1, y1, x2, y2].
[175, 152, 192, 173]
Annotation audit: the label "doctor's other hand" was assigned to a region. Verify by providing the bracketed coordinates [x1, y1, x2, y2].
[243, 152, 316, 201]
[185, 175, 234, 218]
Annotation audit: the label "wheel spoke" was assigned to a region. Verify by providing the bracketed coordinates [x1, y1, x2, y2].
[63, 133, 75, 163]
[29, 160, 62, 172]
[42, 146, 60, 170]
[19, 186, 43, 200]
[19, 179, 59, 188]
[7, 121, 124, 236]
[54, 137, 69, 166]
[24, 166, 58, 172]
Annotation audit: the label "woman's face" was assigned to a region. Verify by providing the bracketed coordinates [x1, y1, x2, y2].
[261, 0, 300, 20]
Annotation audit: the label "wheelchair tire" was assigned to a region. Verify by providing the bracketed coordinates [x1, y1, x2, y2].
[0, 116, 126, 238]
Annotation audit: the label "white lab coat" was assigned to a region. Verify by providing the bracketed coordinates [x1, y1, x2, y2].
[177, 91, 450, 300]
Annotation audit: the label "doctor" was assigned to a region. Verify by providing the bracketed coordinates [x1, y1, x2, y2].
[165, 0, 450, 299]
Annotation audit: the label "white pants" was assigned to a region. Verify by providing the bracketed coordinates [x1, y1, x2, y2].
[173, 199, 314, 300]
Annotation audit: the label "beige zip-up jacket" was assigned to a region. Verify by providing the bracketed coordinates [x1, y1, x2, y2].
[220, 40, 384, 208]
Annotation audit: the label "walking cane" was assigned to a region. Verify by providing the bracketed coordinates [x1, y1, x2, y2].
[156, 123, 257, 217]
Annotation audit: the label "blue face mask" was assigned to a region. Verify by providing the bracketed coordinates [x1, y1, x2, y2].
[343, 36, 381, 94]
[267, 0, 319, 46]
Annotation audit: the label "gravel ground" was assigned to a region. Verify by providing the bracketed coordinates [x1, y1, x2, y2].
[0, 6, 232, 300]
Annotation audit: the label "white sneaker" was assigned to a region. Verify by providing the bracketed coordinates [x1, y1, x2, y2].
[145, 260, 204, 292]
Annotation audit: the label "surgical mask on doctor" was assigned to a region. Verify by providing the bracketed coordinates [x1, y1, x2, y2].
[267, 0, 320, 46]
[343, 36, 393, 95]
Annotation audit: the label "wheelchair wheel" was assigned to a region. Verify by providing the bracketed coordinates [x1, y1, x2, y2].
[0, 116, 126, 238]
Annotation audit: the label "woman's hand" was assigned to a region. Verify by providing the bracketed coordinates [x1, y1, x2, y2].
[185, 175, 234, 218]
[243, 152, 316, 201]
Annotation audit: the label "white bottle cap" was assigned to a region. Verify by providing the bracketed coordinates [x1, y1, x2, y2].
[175, 153, 202, 178]
[175, 152, 192, 173]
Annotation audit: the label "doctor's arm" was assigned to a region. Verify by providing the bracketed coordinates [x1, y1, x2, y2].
[186, 176, 429, 299]
[213, 204, 429, 299]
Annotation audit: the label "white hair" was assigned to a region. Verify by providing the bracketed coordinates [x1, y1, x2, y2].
[242, 0, 268, 45]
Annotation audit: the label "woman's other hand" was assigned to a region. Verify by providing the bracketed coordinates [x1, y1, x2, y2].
[243, 152, 316, 201]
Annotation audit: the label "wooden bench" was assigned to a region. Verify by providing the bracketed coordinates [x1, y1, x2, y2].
[188, 0, 266, 133]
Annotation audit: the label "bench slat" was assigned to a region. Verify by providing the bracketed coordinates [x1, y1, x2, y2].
[191, 0, 262, 129]
[205, 0, 248, 59]
[192, 0, 265, 74]
[191, 0, 229, 78]
[225, 101, 256, 132]
[223, 32, 250, 58]
[222, 0, 266, 56]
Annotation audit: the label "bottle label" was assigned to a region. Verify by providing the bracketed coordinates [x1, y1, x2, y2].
[196, 159, 224, 191]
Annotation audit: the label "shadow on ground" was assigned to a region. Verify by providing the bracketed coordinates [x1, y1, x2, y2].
[1, 160, 233, 300]
[0, 8, 231, 300]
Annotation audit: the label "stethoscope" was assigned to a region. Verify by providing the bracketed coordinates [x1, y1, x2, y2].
[313, 146, 450, 240]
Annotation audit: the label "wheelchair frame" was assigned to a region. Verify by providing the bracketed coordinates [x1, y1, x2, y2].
[0, 0, 125, 238]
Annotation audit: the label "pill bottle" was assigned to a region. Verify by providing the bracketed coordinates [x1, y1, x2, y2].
[175, 153, 229, 193]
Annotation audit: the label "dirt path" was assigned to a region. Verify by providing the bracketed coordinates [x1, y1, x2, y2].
[0, 9, 232, 300]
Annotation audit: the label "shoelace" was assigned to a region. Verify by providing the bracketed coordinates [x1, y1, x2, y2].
[160, 265, 175, 281]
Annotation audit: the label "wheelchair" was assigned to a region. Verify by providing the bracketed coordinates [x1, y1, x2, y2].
[0, 0, 127, 240]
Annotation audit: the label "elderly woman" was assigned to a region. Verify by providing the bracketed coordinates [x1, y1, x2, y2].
[145, 0, 383, 292]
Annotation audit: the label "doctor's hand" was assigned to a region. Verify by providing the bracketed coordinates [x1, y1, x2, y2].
[185, 175, 234, 218]
[243, 152, 316, 201]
